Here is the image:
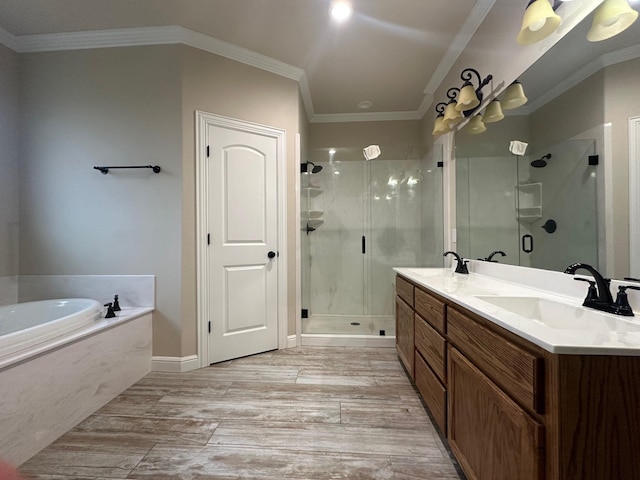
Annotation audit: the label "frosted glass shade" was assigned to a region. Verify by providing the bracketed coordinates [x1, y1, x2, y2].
[502, 81, 528, 110]
[466, 115, 486, 134]
[517, 0, 562, 45]
[444, 102, 463, 125]
[432, 116, 450, 136]
[483, 100, 505, 123]
[587, 0, 638, 42]
[455, 83, 480, 112]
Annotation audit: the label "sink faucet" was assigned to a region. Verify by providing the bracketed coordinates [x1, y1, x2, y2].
[443, 251, 469, 274]
[485, 250, 506, 262]
[564, 262, 614, 313]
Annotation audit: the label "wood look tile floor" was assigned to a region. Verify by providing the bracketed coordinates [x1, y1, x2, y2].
[19, 347, 464, 480]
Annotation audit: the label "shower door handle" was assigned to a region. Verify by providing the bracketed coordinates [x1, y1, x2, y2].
[362, 236, 366, 254]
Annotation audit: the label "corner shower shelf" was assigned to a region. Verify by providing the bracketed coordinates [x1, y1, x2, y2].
[516, 183, 542, 223]
[302, 186, 324, 233]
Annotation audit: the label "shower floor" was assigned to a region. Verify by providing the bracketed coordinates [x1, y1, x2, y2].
[302, 315, 395, 336]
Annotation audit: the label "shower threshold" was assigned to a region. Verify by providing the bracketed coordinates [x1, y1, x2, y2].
[301, 315, 395, 347]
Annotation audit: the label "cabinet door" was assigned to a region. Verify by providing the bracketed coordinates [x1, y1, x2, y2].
[449, 347, 544, 480]
[395, 296, 414, 378]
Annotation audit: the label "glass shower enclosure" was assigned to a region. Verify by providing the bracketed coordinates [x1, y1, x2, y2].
[301, 145, 444, 340]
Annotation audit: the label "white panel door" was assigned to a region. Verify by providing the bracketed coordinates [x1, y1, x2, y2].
[207, 123, 279, 363]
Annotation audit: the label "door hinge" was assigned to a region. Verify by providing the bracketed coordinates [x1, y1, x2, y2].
[207, 233, 210, 245]
[206, 145, 210, 157]
[208, 321, 211, 333]
[437, 161, 444, 168]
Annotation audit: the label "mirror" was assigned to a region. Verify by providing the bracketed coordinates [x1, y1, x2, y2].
[454, 11, 640, 276]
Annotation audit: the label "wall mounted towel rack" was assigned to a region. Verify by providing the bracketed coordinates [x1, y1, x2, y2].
[94, 165, 161, 174]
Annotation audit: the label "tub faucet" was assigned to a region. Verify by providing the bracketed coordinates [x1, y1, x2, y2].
[443, 251, 469, 274]
[485, 250, 506, 262]
[104, 302, 116, 318]
[564, 262, 614, 313]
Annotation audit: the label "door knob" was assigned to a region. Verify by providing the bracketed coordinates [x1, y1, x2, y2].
[268, 251, 277, 259]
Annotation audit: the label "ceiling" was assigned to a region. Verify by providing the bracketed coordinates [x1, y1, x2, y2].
[0, 0, 495, 122]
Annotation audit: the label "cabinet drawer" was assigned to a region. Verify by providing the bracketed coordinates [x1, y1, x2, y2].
[395, 296, 415, 379]
[415, 314, 446, 383]
[396, 275, 414, 307]
[415, 287, 445, 334]
[415, 351, 446, 435]
[448, 307, 543, 414]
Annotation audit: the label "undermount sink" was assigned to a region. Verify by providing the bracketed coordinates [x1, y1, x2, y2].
[473, 295, 640, 332]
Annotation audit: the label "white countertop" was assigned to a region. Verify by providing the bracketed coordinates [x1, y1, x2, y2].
[394, 267, 640, 356]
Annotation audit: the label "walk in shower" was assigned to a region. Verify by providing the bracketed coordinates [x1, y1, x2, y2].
[301, 144, 444, 344]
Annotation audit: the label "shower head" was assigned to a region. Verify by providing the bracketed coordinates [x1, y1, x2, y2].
[531, 153, 551, 168]
[363, 145, 381, 161]
[301, 162, 322, 174]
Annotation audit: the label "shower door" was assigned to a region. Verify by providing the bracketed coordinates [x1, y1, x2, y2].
[302, 149, 443, 337]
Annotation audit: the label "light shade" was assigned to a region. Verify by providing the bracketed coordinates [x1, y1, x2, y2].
[587, 0, 638, 42]
[432, 116, 450, 136]
[502, 81, 528, 110]
[455, 83, 480, 112]
[483, 100, 505, 123]
[444, 101, 463, 125]
[466, 115, 486, 135]
[517, 0, 562, 45]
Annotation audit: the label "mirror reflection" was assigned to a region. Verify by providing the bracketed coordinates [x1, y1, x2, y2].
[455, 11, 640, 276]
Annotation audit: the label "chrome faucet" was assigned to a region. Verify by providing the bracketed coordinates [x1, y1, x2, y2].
[444, 251, 469, 274]
[485, 250, 506, 262]
[564, 262, 614, 313]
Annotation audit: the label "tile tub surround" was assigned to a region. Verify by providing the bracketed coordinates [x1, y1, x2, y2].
[0, 275, 18, 306]
[395, 263, 640, 355]
[19, 347, 463, 479]
[18, 275, 155, 308]
[0, 312, 152, 466]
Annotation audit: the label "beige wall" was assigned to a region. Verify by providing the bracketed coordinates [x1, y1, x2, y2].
[309, 120, 423, 162]
[529, 72, 605, 153]
[18, 46, 184, 355]
[603, 58, 640, 278]
[179, 45, 301, 355]
[0, 43, 19, 278]
[16, 44, 303, 358]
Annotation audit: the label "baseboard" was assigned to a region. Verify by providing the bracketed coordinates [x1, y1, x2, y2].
[287, 334, 298, 348]
[151, 354, 200, 372]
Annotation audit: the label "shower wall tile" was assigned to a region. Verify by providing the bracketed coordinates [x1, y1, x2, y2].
[18, 275, 155, 308]
[0, 275, 18, 306]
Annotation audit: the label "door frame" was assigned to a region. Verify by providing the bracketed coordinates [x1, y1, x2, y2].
[630, 116, 640, 277]
[195, 111, 288, 368]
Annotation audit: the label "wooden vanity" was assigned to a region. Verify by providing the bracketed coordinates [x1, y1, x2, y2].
[395, 273, 640, 480]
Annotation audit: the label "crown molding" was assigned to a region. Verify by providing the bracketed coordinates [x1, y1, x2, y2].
[522, 43, 640, 114]
[13, 25, 305, 82]
[0, 26, 18, 51]
[423, 0, 497, 96]
[310, 110, 422, 123]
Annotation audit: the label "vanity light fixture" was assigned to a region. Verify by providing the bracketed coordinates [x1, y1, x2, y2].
[587, 0, 638, 41]
[455, 68, 493, 113]
[501, 80, 528, 110]
[466, 115, 487, 134]
[432, 102, 451, 136]
[443, 88, 464, 126]
[517, 0, 562, 45]
[482, 99, 505, 123]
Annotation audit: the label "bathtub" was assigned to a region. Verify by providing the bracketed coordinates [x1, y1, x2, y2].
[0, 299, 102, 360]
[0, 300, 152, 465]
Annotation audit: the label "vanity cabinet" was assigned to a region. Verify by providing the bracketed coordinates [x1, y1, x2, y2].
[394, 273, 640, 480]
[395, 276, 415, 378]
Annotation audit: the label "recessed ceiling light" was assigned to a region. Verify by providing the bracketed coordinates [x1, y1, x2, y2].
[357, 100, 372, 109]
[329, 148, 336, 155]
[331, 1, 353, 22]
